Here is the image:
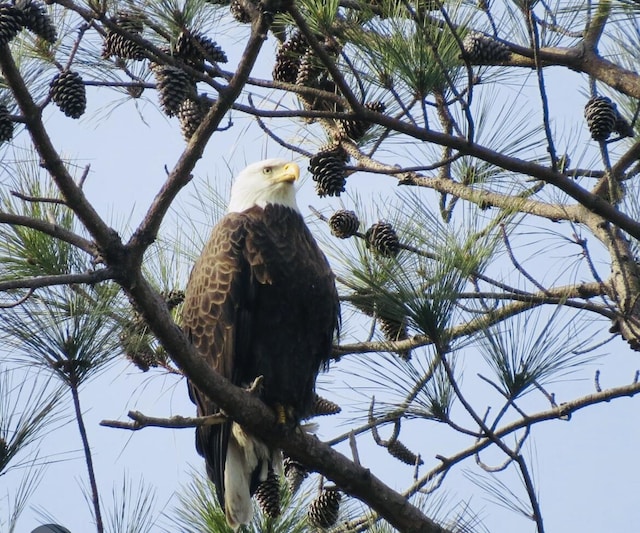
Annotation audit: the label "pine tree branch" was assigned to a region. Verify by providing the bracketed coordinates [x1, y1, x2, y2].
[0, 212, 96, 255]
[0, 270, 113, 292]
[334, 281, 609, 358]
[100, 410, 227, 431]
[410, 379, 640, 498]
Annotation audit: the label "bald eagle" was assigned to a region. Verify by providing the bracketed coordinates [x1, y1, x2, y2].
[182, 159, 340, 530]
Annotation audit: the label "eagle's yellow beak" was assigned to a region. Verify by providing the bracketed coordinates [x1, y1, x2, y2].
[272, 162, 300, 183]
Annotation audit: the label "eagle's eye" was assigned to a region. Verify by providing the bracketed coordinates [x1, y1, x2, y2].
[262, 167, 273, 175]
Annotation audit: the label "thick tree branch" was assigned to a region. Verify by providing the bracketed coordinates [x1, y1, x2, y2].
[121, 272, 451, 533]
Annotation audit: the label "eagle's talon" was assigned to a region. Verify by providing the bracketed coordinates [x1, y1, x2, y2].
[246, 375, 264, 396]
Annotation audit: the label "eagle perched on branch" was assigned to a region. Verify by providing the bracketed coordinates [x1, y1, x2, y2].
[182, 159, 340, 530]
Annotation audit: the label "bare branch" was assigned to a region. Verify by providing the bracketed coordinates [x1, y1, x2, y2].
[100, 410, 227, 431]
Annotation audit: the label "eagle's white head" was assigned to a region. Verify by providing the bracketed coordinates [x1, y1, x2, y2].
[227, 158, 300, 213]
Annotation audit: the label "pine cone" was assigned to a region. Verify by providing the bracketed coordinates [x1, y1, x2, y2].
[461, 31, 511, 62]
[283, 456, 308, 494]
[308, 487, 341, 529]
[273, 31, 308, 83]
[101, 11, 145, 60]
[329, 209, 359, 239]
[102, 32, 145, 60]
[151, 64, 194, 117]
[174, 30, 227, 71]
[15, 0, 56, 43]
[337, 101, 386, 142]
[308, 144, 349, 197]
[50, 70, 86, 119]
[312, 393, 341, 416]
[254, 469, 281, 519]
[295, 47, 321, 86]
[387, 439, 423, 466]
[0, 4, 24, 46]
[230, 0, 253, 23]
[0, 102, 14, 143]
[378, 315, 410, 360]
[120, 331, 157, 372]
[584, 96, 617, 141]
[177, 97, 209, 141]
[365, 221, 400, 257]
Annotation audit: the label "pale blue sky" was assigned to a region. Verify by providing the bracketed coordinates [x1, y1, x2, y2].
[2, 5, 640, 533]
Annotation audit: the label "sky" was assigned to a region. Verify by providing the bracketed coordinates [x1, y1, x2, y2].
[2, 2, 640, 533]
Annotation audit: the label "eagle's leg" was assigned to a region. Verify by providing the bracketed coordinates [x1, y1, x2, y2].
[275, 404, 288, 425]
[273, 404, 298, 427]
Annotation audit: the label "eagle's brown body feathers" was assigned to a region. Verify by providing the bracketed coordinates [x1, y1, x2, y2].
[182, 199, 339, 528]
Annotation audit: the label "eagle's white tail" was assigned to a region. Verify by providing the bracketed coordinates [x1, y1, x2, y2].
[224, 423, 275, 531]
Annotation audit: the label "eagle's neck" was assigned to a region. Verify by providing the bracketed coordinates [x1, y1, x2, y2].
[227, 185, 299, 213]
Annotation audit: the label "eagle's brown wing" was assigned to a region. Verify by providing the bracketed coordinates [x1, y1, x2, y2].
[182, 210, 261, 508]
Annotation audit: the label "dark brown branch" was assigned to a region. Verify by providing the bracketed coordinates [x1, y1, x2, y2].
[10, 191, 67, 205]
[0, 212, 96, 255]
[0, 270, 113, 292]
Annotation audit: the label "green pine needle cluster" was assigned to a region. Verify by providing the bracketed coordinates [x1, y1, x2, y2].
[477, 305, 601, 399]
[167, 470, 314, 533]
[0, 369, 62, 476]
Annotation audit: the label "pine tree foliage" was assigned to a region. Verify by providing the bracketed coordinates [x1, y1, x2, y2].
[103, 476, 158, 533]
[1, 0, 640, 532]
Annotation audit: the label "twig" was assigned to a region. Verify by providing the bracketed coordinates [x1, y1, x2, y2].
[0, 270, 113, 293]
[349, 431, 361, 466]
[70, 380, 104, 533]
[10, 191, 67, 205]
[501, 224, 549, 294]
[248, 94, 312, 157]
[77, 164, 91, 189]
[0, 288, 34, 308]
[526, 8, 558, 172]
[100, 410, 227, 431]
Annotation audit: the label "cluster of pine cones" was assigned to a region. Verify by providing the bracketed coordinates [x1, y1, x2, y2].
[0, 0, 56, 46]
[327, 209, 402, 258]
[251, 394, 343, 526]
[254, 464, 343, 530]
[99, 8, 228, 141]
